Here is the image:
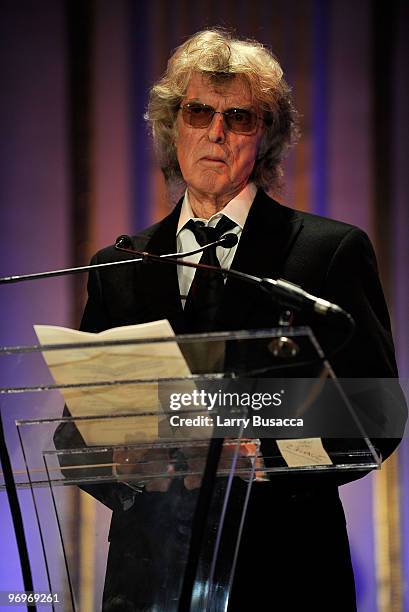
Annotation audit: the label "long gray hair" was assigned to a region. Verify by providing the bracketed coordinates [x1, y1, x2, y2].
[145, 29, 299, 192]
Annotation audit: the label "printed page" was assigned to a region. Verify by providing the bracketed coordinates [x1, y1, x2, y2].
[34, 320, 193, 445]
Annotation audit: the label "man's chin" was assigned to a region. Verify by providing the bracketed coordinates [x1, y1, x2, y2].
[189, 175, 231, 198]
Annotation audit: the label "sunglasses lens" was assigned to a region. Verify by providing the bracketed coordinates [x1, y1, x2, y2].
[225, 109, 257, 133]
[182, 104, 214, 128]
[181, 104, 258, 133]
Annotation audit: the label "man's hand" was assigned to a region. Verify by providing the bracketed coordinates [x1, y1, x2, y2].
[113, 441, 261, 492]
[113, 447, 175, 492]
[182, 442, 256, 490]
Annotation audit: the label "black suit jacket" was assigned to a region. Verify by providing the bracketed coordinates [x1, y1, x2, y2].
[83, 190, 398, 374]
[58, 190, 406, 611]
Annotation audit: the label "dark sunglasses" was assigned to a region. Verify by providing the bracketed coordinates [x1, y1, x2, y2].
[179, 102, 261, 134]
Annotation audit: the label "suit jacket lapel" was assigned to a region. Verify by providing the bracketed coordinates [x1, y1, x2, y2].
[138, 200, 186, 333]
[216, 190, 303, 330]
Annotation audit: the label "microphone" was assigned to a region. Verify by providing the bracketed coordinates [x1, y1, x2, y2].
[115, 235, 133, 249]
[260, 278, 352, 322]
[219, 233, 238, 248]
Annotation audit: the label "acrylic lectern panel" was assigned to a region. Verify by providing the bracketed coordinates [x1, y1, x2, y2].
[17, 415, 257, 612]
[2, 327, 401, 611]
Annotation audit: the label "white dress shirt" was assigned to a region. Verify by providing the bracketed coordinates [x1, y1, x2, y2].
[176, 183, 257, 306]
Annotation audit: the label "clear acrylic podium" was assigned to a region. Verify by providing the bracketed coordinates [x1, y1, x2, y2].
[1, 326, 391, 611]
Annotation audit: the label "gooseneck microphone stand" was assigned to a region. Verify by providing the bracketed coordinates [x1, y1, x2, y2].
[0, 233, 238, 285]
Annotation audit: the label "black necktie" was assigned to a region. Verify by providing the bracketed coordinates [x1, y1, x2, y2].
[184, 215, 237, 332]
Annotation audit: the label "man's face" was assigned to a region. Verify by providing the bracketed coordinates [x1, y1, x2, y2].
[175, 73, 264, 201]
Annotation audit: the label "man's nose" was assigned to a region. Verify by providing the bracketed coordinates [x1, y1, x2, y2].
[207, 112, 226, 143]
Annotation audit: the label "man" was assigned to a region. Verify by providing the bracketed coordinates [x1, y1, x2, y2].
[59, 29, 406, 610]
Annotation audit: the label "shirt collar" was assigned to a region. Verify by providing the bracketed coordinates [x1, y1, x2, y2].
[177, 182, 257, 234]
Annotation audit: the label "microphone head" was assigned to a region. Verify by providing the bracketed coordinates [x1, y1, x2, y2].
[115, 234, 132, 249]
[219, 233, 238, 248]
